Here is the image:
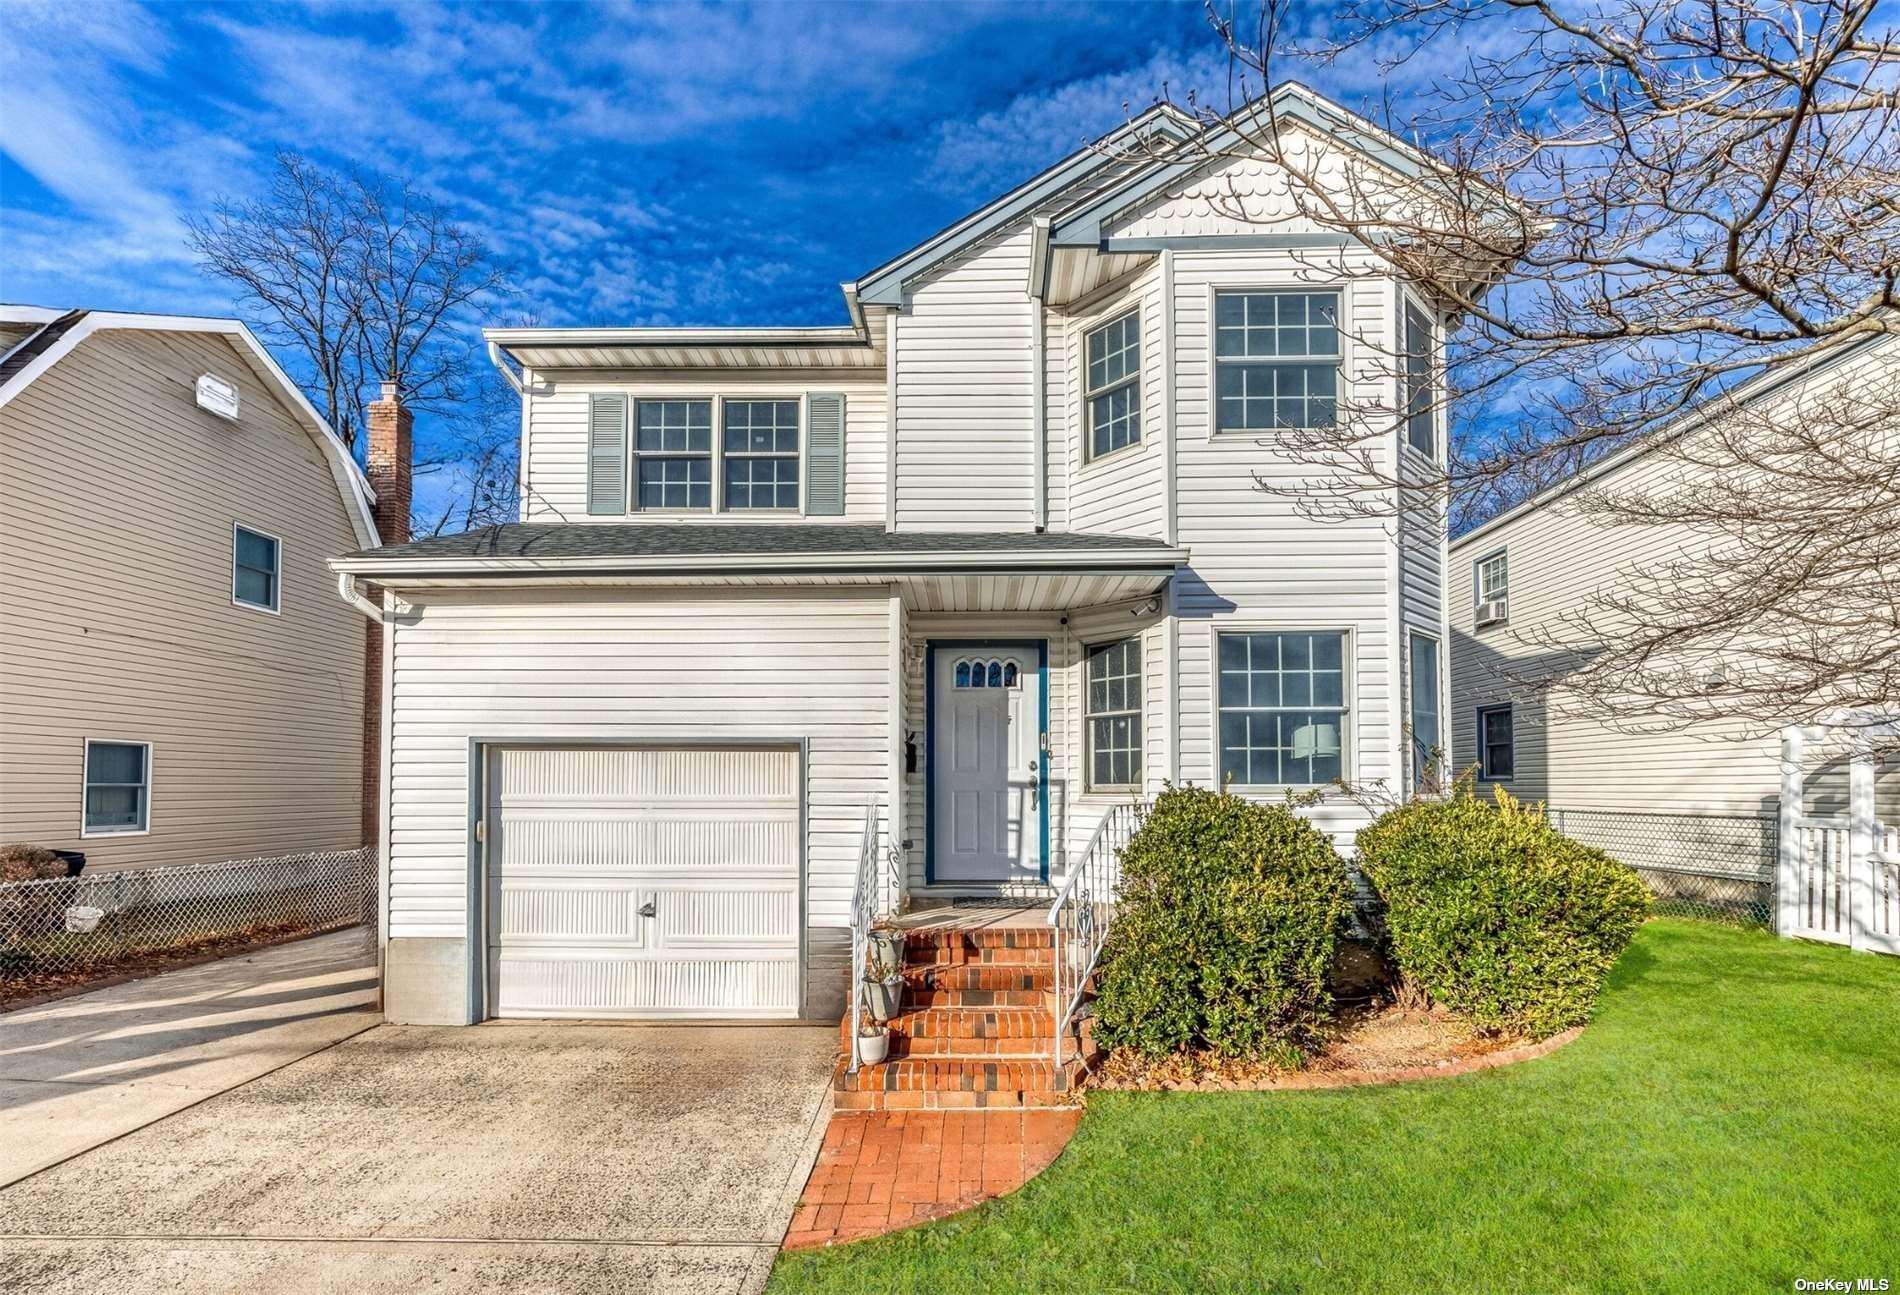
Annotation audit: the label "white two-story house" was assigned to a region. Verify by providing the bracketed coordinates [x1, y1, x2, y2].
[335, 84, 1506, 1026]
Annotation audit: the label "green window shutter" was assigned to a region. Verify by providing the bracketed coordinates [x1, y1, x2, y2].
[587, 394, 628, 515]
[806, 392, 846, 516]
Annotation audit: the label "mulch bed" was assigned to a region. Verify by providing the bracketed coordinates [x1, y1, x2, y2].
[1085, 1003, 1580, 1092]
[0, 923, 356, 1013]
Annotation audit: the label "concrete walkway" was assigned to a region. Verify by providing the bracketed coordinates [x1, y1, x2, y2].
[0, 928, 379, 1186]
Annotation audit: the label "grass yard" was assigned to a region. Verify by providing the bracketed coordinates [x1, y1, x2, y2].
[771, 920, 1900, 1294]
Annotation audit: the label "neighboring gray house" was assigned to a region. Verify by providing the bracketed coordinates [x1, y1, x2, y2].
[0, 306, 379, 872]
[334, 84, 1518, 1027]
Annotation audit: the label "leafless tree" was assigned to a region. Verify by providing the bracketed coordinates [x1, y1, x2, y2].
[417, 369, 522, 537]
[1132, 0, 1899, 741]
[187, 153, 508, 448]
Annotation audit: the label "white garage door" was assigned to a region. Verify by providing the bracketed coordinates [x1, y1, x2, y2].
[484, 745, 801, 1019]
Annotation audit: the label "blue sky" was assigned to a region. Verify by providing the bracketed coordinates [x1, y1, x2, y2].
[0, 0, 1436, 508]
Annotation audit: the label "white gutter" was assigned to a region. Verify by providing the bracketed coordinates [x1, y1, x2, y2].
[336, 570, 385, 619]
[485, 339, 526, 393]
[331, 543, 1190, 579]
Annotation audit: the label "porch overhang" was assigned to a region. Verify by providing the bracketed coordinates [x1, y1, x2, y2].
[331, 522, 1184, 612]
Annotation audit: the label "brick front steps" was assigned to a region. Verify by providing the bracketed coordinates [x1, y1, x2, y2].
[835, 923, 1083, 1111]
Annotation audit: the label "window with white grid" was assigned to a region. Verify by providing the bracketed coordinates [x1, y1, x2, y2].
[1085, 311, 1141, 460]
[1086, 637, 1143, 789]
[1217, 631, 1348, 786]
[722, 399, 800, 509]
[635, 399, 712, 509]
[1214, 291, 1341, 432]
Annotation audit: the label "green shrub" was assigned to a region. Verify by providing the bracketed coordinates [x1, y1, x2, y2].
[1093, 786, 1353, 1062]
[1357, 787, 1650, 1038]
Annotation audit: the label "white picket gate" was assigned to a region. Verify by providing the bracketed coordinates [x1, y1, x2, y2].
[1777, 721, 1899, 955]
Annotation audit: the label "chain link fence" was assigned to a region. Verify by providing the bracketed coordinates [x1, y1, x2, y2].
[1548, 807, 1777, 926]
[1, 847, 375, 989]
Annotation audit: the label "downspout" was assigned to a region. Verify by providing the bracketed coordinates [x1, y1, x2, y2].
[337, 570, 385, 620]
[1028, 216, 1051, 532]
[486, 340, 532, 521]
[485, 340, 525, 393]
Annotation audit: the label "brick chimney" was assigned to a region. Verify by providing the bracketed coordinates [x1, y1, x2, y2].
[361, 381, 412, 847]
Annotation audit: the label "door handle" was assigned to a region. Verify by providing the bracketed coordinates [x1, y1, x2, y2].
[637, 899, 656, 918]
[1028, 759, 1039, 810]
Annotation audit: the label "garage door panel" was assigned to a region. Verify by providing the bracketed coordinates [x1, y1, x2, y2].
[493, 953, 800, 1018]
[486, 745, 801, 1019]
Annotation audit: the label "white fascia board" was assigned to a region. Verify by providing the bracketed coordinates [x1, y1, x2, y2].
[0, 311, 380, 550]
[330, 545, 1189, 579]
[482, 323, 870, 347]
[0, 304, 67, 325]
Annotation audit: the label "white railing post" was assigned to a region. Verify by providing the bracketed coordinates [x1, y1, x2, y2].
[1776, 725, 1805, 938]
[1849, 734, 1876, 952]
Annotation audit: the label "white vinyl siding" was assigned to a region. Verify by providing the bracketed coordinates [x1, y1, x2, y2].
[1061, 267, 1167, 539]
[524, 374, 886, 524]
[384, 588, 892, 944]
[0, 328, 365, 872]
[891, 227, 1036, 530]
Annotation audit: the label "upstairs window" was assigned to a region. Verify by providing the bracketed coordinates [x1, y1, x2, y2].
[1215, 291, 1341, 432]
[1217, 631, 1347, 786]
[1085, 638, 1143, 789]
[1478, 704, 1515, 780]
[635, 400, 712, 509]
[1403, 299, 1435, 456]
[1475, 549, 1510, 625]
[232, 524, 280, 613]
[83, 739, 150, 835]
[723, 399, 800, 509]
[1085, 311, 1141, 460]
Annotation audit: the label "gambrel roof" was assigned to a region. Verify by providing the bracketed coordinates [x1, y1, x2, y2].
[0, 304, 379, 548]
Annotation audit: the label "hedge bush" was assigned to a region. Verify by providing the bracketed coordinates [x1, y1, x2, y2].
[1093, 786, 1353, 1062]
[1357, 787, 1650, 1039]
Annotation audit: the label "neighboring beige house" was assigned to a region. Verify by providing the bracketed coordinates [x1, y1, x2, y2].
[1448, 330, 1899, 823]
[0, 306, 380, 872]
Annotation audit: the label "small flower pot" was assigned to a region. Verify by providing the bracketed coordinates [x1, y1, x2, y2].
[864, 975, 903, 1023]
[855, 1030, 890, 1066]
[867, 928, 905, 972]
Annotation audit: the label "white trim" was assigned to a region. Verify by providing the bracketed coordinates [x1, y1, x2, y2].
[0, 305, 66, 327]
[1207, 624, 1357, 792]
[0, 311, 379, 550]
[1160, 249, 1178, 547]
[885, 309, 899, 533]
[231, 521, 284, 615]
[515, 364, 534, 522]
[79, 737, 153, 839]
[378, 585, 396, 971]
[887, 590, 906, 897]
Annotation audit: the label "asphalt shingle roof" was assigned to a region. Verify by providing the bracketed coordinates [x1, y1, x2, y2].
[349, 523, 1174, 564]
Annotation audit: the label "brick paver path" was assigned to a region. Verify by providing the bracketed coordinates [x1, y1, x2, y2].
[782, 1109, 1081, 1250]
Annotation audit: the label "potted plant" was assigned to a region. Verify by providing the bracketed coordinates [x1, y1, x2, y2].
[855, 1018, 890, 1066]
[862, 939, 904, 1022]
[867, 920, 905, 973]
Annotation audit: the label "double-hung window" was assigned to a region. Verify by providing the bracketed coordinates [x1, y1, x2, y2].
[1084, 311, 1141, 459]
[1214, 291, 1341, 432]
[1085, 637, 1143, 789]
[1475, 549, 1509, 624]
[1403, 299, 1434, 456]
[83, 739, 150, 835]
[1408, 634, 1442, 791]
[723, 399, 800, 509]
[1478, 704, 1515, 780]
[232, 524, 280, 612]
[1217, 631, 1347, 786]
[635, 399, 712, 509]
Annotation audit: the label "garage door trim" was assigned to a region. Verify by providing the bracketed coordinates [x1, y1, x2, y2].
[466, 736, 807, 1022]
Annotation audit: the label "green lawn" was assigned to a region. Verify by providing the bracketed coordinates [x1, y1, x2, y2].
[771, 920, 1900, 1294]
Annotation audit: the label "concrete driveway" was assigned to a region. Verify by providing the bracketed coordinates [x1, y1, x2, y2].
[0, 928, 380, 1184]
[0, 966, 838, 1295]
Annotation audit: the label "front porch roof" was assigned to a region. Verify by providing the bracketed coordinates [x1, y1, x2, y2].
[333, 524, 1185, 608]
